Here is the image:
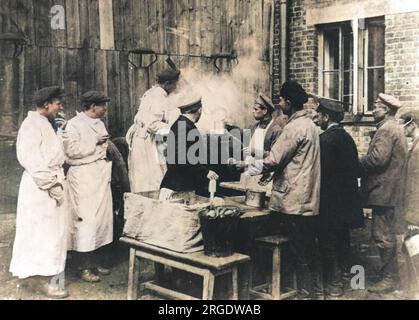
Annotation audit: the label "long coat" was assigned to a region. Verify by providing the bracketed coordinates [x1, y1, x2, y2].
[10, 111, 68, 278]
[64, 112, 113, 252]
[360, 117, 407, 208]
[319, 125, 364, 230]
[401, 137, 419, 226]
[160, 115, 210, 192]
[126, 86, 171, 193]
[263, 110, 321, 216]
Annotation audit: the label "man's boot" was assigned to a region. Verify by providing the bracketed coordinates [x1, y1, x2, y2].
[368, 247, 397, 294]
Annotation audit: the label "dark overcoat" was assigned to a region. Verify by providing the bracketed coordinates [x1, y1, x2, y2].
[319, 125, 364, 229]
[160, 115, 210, 192]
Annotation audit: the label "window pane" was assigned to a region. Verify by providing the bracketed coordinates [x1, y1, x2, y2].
[367, 68, 385, 111]
[324, 29, 340, 70]
[343, 28, 353, 71]
[368, 19, 385, 67]
[344, 70, 353, 96]
[323, 71, 340, 100]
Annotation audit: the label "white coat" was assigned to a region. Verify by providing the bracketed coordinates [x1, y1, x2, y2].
[9, 111, 67, 279]
[64, 112, 113, 252]
[126, 86, 171, 193]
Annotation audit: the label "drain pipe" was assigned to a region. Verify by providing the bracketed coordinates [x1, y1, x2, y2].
[280, 0, 287, 82]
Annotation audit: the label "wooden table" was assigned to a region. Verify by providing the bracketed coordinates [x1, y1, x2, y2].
[121, 237, 250, 300]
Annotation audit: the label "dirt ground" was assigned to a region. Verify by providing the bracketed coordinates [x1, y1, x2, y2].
[0, 138, 416, 300]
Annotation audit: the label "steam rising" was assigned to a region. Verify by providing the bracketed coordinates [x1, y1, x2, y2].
[168, 38, 269, 133]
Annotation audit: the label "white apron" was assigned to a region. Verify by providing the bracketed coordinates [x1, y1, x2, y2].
[64, 113, 113, 252]
[67, 160, 113, 252]
[10, 112, 67, 279]
[244, 119, 274, 177]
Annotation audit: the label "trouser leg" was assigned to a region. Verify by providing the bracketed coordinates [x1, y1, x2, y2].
[280, 215, 322, 297]
[369, 207, 398, 293]
[318, 229, 343, 296]
[372, 207, 398, 280]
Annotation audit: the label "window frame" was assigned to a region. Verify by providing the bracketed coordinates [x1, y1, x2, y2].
[317, 17, 385, 115]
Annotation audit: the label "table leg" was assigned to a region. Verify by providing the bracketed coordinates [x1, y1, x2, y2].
[128, 248, 140, 300]
[202, 271, 215, 300]
[232, 267, 239, 300]
[272, 246, 281, 300]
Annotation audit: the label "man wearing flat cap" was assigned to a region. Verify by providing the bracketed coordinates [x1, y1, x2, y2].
[10, 86, 70, 298]
[126, 68, 181, 193]
[232, 94, 283, 178]
[160, 97, 219, 199]
[253, 80, 322, 299]
[360, 93, 407, 293]
[64, 91, 113, 283]
[314, 98, 364, 298]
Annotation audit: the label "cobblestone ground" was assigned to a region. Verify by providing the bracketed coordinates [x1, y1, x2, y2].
[0, 139, 416, 300]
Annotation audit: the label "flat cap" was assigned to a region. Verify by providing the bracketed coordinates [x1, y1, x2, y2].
[256, 94, 276, 113]
[33, 86, 64, 105]
[178, 97, 202, 114]
[399, 108, 419, 125]
[317, 97, 345, 114]
[280, 80, 308, 107]
[80, 91, 110, 105]
[157, 68, 181, 83]
[378, 93, 402, 109]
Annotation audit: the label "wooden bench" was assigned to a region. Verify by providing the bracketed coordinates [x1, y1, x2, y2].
[120, 237, 250, 300]
[250, 235, 298, 300]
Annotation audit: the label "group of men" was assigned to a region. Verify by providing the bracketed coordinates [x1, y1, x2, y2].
[10, 87, 115, 298]
[9, 65, 419, 300]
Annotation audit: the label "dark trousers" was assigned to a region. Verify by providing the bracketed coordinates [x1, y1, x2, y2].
[371, 206, 398, 280]
[272, 213, 322, 295]
[372, 206, 397, 249]
[318, 227, 346, 292]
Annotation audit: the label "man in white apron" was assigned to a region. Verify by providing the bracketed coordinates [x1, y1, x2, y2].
[64, 91, 113, 283]
[233, 94, 283, 179]
[10, 86, 69, 299]
[126, 69, 181, 193]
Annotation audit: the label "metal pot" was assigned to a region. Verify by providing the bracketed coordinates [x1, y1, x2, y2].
[245, 190, 266, 208]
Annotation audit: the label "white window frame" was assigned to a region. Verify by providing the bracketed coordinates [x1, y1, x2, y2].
[318, 17, 385, 115]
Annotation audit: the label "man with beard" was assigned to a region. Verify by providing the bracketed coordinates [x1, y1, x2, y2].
[314, 98, 364, 298]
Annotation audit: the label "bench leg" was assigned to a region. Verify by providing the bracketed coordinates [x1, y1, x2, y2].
[272, 246, 281, 300]
[202, 271, 215, 300]
[128, 248, 140, 300]
[231, 267, 239, 300]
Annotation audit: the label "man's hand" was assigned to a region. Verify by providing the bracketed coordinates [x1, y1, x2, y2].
[97, 134, 110, 145]
[207, 170, 219, 180]
[48, 184, 65, 207]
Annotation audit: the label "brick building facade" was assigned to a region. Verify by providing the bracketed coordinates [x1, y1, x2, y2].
[272, 0, 419, 155]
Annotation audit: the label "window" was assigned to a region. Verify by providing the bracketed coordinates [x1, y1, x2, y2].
[318, 17, 385, 114]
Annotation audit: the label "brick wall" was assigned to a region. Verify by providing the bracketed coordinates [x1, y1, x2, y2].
[385, 12, 419, 110]
[271, 0, 318, 105]
[344, 125, 374, 157]
[288, 0, 318, 94]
